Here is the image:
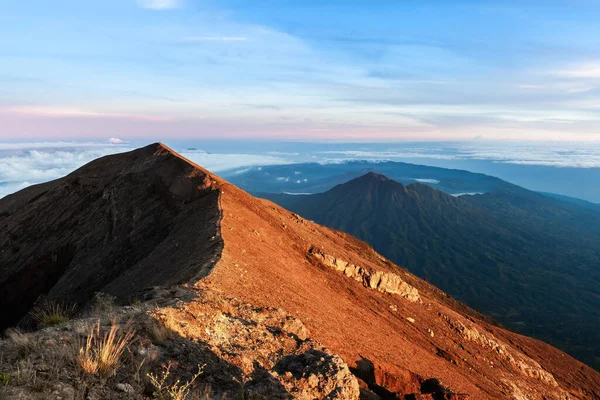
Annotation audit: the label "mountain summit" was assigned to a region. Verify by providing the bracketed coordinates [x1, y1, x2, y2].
[1, 144, 599, 399]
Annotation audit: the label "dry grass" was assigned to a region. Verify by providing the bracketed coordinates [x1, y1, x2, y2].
[30, 301, 76, 327]
[77, 320, 135, 379]
[147, 361, 204, 400]
[5, 329, 37, 357]
[145, 318, 174, 345]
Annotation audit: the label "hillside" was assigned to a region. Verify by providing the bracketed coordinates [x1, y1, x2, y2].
[262, 173, 600, 371]
[1, 144, 599, 399]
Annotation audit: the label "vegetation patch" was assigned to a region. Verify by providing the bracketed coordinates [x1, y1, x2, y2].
[30, 300, 77, 327]
[77, 320, 135, 379]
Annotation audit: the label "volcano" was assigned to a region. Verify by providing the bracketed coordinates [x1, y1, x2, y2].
[1, 143, 598, 399]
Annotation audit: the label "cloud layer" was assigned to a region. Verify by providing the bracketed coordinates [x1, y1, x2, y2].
[137, 0, 180, 10]
[0, 141, 294, 198]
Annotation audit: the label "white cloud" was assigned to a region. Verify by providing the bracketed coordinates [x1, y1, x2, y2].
[183, 36, 247, 42]
[179, 151, 293, 173]
[556, 63, 600, 78]
[3, 106, 173, 121]
[234, 167, 252, 174]
[137, 0, 180, 10]
[267, 152, 301, 156]
[414, 179, 440, 184]
[0, 142, 295, 199]
[0, 144, 132, 198]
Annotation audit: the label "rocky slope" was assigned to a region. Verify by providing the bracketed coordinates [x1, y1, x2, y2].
[261, 172, 600, 369]
[1, 143, 599, 399]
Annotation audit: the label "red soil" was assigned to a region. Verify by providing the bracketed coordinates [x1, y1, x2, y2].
[156, 143, 600, 399]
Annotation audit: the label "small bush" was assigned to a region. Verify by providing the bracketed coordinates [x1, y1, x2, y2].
[30, 301, 76, 327]
[77, 320, 135, 379]
[148, 361, 204, 400]
[0, 372, 9, 386]
[91, 293, 116, 315]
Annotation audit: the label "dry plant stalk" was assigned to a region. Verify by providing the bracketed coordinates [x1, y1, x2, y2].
[147, 361, 205, 400]
[77, 320, 135, 379]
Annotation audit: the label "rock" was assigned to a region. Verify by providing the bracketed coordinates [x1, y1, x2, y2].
[274, 349, 360, 400]
[309, 248, 421, 303]
[116, 383, 135, 394]
[153, 290, 359, 400]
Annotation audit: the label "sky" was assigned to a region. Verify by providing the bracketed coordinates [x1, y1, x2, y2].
[3, 0, 600, 141]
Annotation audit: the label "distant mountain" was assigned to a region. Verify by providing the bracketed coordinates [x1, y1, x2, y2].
[538, 191, 600, 211]
[224, 160, 516, 196]
[261, 172, 600, 370]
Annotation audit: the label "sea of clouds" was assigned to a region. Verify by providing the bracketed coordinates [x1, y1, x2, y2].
[0, 140, 293, 198]
[2, 139, 600, 199]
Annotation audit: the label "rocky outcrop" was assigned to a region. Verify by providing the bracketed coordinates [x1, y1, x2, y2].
[0, 286, 360, 400]
[152, 287, 360, 400]
[308, 247, 421, 302]
[352, 358, 470, 400]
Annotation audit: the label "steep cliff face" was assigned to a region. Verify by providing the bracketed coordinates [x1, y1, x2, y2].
[0, 144, 222, 329]
[1, 143, 599, 399]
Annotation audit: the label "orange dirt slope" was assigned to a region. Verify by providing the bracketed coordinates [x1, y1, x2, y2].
[153, 143, 600, 400]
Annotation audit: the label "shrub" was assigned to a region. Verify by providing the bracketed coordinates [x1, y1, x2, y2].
[0, 372, 9, 386]
[77, 320, 135, 379]
[91, 293, 116, 315]
[147, 361, 204, 400]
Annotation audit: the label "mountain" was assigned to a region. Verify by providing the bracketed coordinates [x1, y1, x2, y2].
[223, 160, 517, 196]
[261, 173, 600, 371]
[1, 144, 599, 399]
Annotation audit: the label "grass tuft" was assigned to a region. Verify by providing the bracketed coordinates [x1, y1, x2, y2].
[30, 301, 76, 327]
[0, 372, 9, 386]
[77, 320, 135, 379]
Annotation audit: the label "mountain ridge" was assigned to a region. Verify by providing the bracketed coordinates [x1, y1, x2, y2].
[1, 143, 599, 399]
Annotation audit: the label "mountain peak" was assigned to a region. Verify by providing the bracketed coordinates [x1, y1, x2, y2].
[361, 171, 391, 181]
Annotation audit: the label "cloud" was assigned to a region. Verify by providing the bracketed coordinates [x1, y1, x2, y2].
[137, 0, 180, 10]
[178, 150, 293, 172]
[183, 36, 248, 42]
[108, 138, 128, 144]
[3, 106, 173, 122]
[0, 144, 133, 198]
[414, 179, 440, 184]
[0, 141, 296, 199]
[234, 167, 252, 174]
[556, 63, 600, 78]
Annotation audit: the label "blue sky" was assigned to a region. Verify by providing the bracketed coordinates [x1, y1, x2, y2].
[3, 0, 600, 140]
